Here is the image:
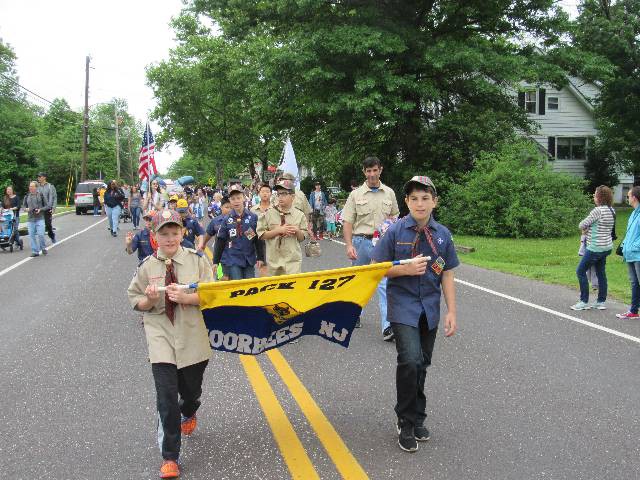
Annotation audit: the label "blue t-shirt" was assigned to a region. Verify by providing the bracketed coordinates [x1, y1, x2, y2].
[371, 214, 459, 329]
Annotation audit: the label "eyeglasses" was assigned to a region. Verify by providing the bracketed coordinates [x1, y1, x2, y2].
[276, 192, 291, 197]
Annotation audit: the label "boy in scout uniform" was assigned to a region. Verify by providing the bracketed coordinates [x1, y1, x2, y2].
[271, 172, 312, 221]
[342, 155, 399, 330]
[177, 198, 205, 251]
[258, 178, 309, 275]
[127, 210, 214, 479]
[212, 184, 265, 280]
[125, 210, 155, 264]
[371, 176, 458, 454]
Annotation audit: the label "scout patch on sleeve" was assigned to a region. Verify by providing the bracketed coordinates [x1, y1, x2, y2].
[431, 256, 445, 275]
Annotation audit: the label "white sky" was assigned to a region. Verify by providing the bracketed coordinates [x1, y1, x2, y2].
[0, 1, 578, 175]
[0, 0, 185, 173]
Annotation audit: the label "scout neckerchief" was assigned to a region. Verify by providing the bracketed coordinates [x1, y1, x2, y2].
[411, 220, 445, 275]
[275, 207, 288, 247]
[154, 251, 177, 324]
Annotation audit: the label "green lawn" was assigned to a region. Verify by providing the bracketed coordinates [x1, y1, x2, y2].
[454, 207, 631, 304]
[19, 206, 75, 223]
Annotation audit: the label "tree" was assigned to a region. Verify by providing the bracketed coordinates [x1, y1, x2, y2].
[186, 0, 571, 186]
[572, 0, 640, 179]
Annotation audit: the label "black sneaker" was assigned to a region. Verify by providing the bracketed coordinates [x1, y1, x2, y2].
[41, 248, 47, 256]
[414, 424, 430, 442]
[397, 421, 418, 453]
[30, 253, 40, 257]
[382, 326, 394, 341]
[354, 318, 361, 328]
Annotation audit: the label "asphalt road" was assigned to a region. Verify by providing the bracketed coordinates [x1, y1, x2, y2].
[1, 214, 639, 480]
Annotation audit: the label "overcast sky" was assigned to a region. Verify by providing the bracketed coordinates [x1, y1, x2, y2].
[0, 1, 578, 176]
[0, 0, 185, 173]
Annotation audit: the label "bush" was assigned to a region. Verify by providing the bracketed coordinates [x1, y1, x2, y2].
[438, 140, 592, 238]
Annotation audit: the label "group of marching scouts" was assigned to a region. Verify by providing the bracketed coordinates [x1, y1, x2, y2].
[126, 159, 459, 478]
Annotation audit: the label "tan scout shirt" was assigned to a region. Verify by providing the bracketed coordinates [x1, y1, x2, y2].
[341, 182, 399, 235]
[271, 190, 312, 218]
[257, 207, 308, 270]
[250, 203, 271, 216]
[127, 247, 214, 369]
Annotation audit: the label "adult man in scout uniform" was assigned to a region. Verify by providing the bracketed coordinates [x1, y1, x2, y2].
[127, 209, 214, 478]
[342, 156, 399, 330]
[258, 178, 309, 276]
[212, 184, 265, 280]
[371, 175, 458, 453]
[177, 198, 205, 251]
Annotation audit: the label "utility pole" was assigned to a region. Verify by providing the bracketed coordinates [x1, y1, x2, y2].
[81, 56, 90, 181]
[114, 104, 120, 179]
[127, 129, 135, 184]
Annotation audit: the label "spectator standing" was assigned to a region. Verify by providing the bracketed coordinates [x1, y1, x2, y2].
[37, 172, 57, 244]
[570, 185, 615, 311]
[342, 156, 399, 331]
[92, 187, 101, 216]
[129, 185, 142, 229]
[104, 180, 125, 237]
[617, 186, 640, 319]
[309, 182, 328, 240]
[3, 185, 23, 249]
[324, 198, 338, 239]
[22, 181, 49, 257]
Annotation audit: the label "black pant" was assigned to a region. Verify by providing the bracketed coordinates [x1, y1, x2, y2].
[152, 360, 209, 460]
[391, 315, 437, 427]
[44, 210, 54, 240]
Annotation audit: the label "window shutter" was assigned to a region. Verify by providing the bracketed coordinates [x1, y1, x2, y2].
[539, 88, 546, 115]
[548, 137, 556, 159]
[518, 92, 525, 109]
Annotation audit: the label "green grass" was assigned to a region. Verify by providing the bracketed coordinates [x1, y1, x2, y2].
[454, 207, 631, 303]
[18, 206, 75, 223]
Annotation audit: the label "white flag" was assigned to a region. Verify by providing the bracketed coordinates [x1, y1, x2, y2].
[278, 137, 300, 188]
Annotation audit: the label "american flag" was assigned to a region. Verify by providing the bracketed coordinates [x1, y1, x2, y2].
[138, 123, 157, 181]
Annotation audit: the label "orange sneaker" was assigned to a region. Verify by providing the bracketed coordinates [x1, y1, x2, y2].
[181, 414, 197, 436]
[159, 459, 180, 478]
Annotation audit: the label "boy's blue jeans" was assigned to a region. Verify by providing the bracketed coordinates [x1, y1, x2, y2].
[391, 316, 437, 428]
[352, 235, 388, 332]
[226, 265, 255, 280]
[576, 249, 610, 303]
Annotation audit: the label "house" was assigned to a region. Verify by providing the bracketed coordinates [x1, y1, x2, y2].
[518, 76, 632, 203]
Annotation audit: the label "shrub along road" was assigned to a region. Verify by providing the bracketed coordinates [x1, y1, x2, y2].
[0, 215, 638, 479]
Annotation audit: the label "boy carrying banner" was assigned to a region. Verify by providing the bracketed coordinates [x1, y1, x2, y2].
[257, 178, 309, 275]
[371, 176, 458, 453]
[127, 210, 214, 478]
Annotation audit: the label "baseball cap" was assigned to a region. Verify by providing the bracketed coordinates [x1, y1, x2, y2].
[143, 210, 156, 221]
[168, 195, 179, 202]
[274, 179, 295, 192]
[36, 172, 46, 177]
[281, 172, 296, 181]
[403, 176, 437, 196]
[153, 209, 183, 231]
[227, 183, 244, 195]
[176, 199, 189, 211]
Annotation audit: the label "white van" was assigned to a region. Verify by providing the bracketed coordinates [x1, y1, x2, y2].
[74, 181, 106, 214]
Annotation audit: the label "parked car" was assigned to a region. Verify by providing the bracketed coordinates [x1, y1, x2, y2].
[74, 180, 106, 215]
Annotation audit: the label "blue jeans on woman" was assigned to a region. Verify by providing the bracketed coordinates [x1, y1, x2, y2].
[576, 249, 610, 303]
[626, 261, 640, 314]
[130, 206, 141, 228]
[105, 205, 121, 235]
[27, 218, 47, 254]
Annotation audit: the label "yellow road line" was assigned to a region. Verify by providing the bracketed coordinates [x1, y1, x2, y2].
[239, 355, 320, 480]
[267, 350, 369, 480]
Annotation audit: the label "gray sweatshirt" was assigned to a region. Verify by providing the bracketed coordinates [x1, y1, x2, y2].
[22, 192, 49, 221]
[37, 182, 57, 209]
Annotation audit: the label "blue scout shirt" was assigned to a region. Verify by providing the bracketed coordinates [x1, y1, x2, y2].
[371, 214, 459, 330]
[216, 209, 259, 267]
[206, 213, 226, 237]
[183, 216, 204, 244]
[131, 228, 154, 262]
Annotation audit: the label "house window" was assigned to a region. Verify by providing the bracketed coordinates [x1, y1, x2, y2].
[525, 91, 537, 114]
[547, 96, 559, 110]
[556, 137, 587, 160]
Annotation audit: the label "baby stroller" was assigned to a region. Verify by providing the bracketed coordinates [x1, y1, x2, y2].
[120, 200, 132, 223]
[0, 211, 21, 253]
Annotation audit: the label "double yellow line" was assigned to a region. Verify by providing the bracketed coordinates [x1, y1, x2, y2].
[240, 351, 369, 479]
[203, 246, 367, 478]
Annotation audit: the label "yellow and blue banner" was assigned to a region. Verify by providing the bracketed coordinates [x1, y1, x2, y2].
[197, 263, 393, 355]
